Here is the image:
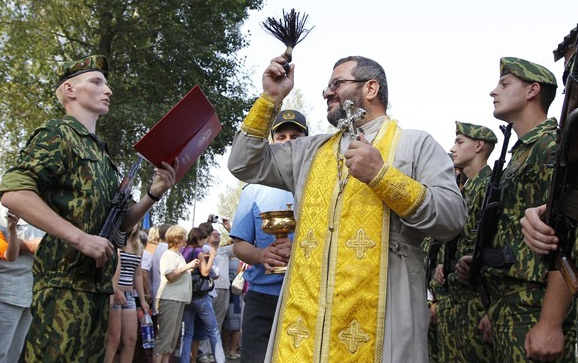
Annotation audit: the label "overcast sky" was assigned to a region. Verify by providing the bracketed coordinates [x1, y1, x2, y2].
[183, 0, 578, 228]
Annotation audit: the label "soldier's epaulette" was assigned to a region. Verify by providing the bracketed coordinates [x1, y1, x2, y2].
[24, 119, 62, 144]
[25, 118, 86, 149]
[40, 118, 90, 138]
[43, 118, 66, 128]
[31, 119, 70, 136]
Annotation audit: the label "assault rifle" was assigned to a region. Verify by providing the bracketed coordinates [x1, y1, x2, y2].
[544, 47, 578, 294]
[99, 157, 143, 248]
[425, 239, 442, 290]
[96, 157, 143, 282]
[442, 238, 458, 289]
[469, 123, 514, 308]
[441, 168, 465, 288]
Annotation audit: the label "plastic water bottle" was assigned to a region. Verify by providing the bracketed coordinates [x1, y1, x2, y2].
[141, 311, 155, 349]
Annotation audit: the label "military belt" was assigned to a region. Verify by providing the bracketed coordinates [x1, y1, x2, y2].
[484, 275, 543, 300]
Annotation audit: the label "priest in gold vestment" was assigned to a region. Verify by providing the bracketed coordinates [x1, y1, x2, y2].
[228, 55, 467, 363]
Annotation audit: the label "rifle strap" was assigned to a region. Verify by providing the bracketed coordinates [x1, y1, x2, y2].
[442, 247, 458, 276]
[503, 146, 533, 180]
[425, 241, 442, 287]
[564, 186, 578, 221]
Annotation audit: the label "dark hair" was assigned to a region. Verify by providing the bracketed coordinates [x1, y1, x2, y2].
[333, 56, 388, 109]
[482, 140, 496, 159]
[187, 227, 208, 246]
[538, 83, 557, 112]
[158, 224, 170, 240]
[198, 222, 213, 236]
[520, 80, 556, 113]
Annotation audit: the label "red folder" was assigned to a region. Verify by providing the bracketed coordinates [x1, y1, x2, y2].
[134, 85, 221, 182]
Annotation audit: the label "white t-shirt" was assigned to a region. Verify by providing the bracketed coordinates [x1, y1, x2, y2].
[156, 249, 192, 303]
[141, 249, 152, 271]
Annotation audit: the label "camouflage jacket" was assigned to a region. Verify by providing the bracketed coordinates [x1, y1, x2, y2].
[483, 118, 557, 285]
[446, 165, 491, 296]
[0, 116, 120, 293]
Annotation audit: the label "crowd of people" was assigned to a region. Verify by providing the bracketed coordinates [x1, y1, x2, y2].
[0, 24, 577, 363]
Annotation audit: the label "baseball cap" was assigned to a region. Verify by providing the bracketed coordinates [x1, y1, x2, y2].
[271, 109, 308, 136]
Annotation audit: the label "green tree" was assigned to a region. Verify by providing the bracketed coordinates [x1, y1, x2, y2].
[283, 88, 334, 135]
[0, 0, 263, 223]
[217, 179, 244, 221]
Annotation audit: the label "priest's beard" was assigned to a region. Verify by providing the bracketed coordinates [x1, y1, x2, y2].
[326, 89, 364, 127]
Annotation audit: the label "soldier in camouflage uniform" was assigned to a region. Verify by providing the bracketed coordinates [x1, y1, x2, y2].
[425, 158, 467, 362]
[0, 55, 177, 362]
[468, 57, 576, 362]
[522, 33, 578, 258]
[445, 121, 496, 362]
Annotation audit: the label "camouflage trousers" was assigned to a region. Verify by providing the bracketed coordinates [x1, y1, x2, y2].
[453, 296, 493, 362]
[427, 321, 439, 362]
[488, 286, 576, 363]
[427, 300, 440, 362]
[435, 296, 459, 362]
[25, 287, 110, 363]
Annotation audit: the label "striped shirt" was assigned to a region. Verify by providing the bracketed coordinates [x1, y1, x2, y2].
[119, 250, 141, 287]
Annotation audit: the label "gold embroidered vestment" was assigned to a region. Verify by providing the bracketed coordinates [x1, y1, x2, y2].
[272, 120, 404, 362]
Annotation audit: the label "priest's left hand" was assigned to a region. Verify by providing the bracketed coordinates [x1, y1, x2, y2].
[344, 134, 384, 184]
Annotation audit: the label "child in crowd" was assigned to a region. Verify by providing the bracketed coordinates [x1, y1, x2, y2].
[105, 225, 150, 363]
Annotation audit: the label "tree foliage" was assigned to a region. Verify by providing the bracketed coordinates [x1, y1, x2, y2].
[283, 88, 335, 135]
[0, 0, 263, 223]
[217, 179, 244, 221]
[212, 88, 328, 233]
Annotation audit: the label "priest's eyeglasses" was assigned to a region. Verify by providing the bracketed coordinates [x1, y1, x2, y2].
[322, 79, 370, 97]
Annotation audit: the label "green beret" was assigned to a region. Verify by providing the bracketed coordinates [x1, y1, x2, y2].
[455, 121, 498, 143]
[500, 57, 557, 87]
[55, 55, 108, 88]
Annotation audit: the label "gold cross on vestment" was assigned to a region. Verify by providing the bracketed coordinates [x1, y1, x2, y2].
[299, 230, 318, 258]
[287, 317, 310, 348]
[338, 319, 370, 353]
[345, 229, 375, 259]
[387, 180, 410, 203]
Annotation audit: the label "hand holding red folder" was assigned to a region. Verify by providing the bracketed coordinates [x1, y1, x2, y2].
[134, 86, 221, 182]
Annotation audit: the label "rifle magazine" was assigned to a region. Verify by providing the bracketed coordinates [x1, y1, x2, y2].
[111, 229, 127, 248]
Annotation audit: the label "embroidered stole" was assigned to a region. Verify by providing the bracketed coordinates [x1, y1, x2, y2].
[272, 119, 402, 362]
